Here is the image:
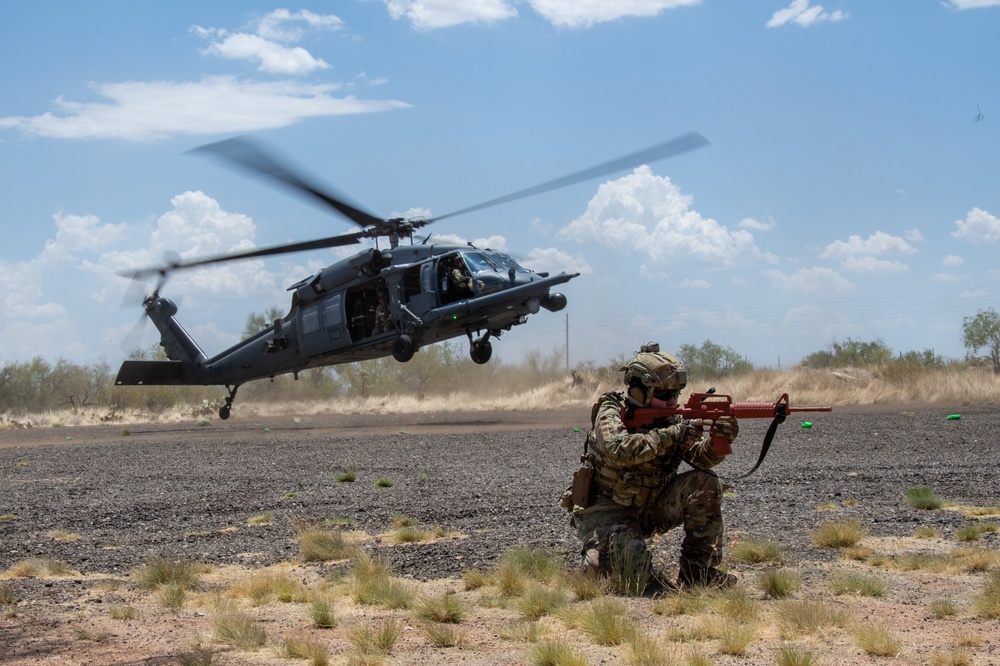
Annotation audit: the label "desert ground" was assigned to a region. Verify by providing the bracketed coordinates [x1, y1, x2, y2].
[1, 405, 999, 665]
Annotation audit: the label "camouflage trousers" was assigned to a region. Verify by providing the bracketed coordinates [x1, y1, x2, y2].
[573, 469, 724, 580]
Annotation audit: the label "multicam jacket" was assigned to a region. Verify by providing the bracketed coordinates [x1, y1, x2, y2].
[585, 391, 724, 509]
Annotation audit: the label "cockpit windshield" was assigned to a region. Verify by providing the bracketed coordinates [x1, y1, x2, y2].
[462, 251, 501, 273]
[493, 251, 529, 273]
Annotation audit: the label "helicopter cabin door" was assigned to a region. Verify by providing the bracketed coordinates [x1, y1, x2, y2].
[298, 292, 349, 357]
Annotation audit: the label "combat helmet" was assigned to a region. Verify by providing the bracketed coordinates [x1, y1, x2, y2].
[622, 342, 687, 406]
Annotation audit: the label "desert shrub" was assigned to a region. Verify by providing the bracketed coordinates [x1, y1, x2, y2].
[906, 486, 944, 510]
[730, 539, 783, 564]
[813, 518, 865, 548]
[758, 568, 800, 598]
[135, 559, 201, 590]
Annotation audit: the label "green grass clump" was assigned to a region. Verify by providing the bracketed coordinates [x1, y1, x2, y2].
[347, 618, 401, 656]
[774, 642, 822, 666]
[374, 478, 395, 488]
[309, 598, 336, 628]
[716, 618, 759, 656]
[415, 593, 466, 623]
[246, 512, 273, 525]
[569, 598, 636, 646]
[156, 581, 186, 611]
[214, 611, 268, 650]
[730, 539, 783, 564]
[0, 585, 16, 606]
[956, 522, 999, 542]
[813, 518, 866, 548]
[906, 485, 944, 510]
[336, 469, 357, 483]
[528, 640, 588, 666]
[928, 598, 958, 618]
[390, 526, 433, 544]
[828, 571, 887, 597]
[975, 569, 1000, 619]
[292, 520, 358, 562]
[851, 622, 902, 657]
[135, 558, 202, 591]
[516, 582, 568, 619]
[350, 552, 415, 609]
[758, 568, 800, 599]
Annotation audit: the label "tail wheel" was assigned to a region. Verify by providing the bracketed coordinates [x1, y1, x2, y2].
[392, 334, 415, 362]
[471, 339, 493, 364]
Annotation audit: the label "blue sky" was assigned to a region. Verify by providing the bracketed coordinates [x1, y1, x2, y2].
[1, 0, 998, 372]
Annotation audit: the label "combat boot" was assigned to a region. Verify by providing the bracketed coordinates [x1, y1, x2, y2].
[677, 561, 737, 589]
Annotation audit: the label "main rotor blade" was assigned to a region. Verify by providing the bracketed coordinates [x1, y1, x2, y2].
[431, 131, 709, 224]
[191, 137, 385, 229]
[124, 232, 363, 279]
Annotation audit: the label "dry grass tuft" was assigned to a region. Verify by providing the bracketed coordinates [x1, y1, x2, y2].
[214, 610, 268, 650]
[347, 618, 401, 656]
[975, 569, 1000, 619]
[5, 558, 68, 578]
[730, 539, 783, 564]
[758, 568, 801, 599]
[135, 558, 203, 591]
[828, 571, 887, 597]
[851, 621, 902, 657]
[813, 518, 866, 548]
[415, 593, 466, 623]
[528, 639, 589, 666]
[292, 518, 359, 562]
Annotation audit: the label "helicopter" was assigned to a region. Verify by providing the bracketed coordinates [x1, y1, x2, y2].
[115, 132, 709, 420]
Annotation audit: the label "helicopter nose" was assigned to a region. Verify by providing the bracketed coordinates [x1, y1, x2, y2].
[542, 292, 568, 312]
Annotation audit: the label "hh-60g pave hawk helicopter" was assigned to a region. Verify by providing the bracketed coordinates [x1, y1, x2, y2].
[115, 132, 709, 420]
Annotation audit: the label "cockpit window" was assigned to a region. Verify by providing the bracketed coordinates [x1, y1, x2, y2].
[462, 252, 500, 273]
[496, 252, 529, 273]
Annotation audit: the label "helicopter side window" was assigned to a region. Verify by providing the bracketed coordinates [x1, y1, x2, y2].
[322, 294, 343, 327]
[302, 305, 320, 335]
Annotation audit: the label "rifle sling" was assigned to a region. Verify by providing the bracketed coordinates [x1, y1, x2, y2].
[688, 412, 785, 481]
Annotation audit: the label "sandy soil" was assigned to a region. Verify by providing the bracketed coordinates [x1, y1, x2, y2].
[1, 405, 999, 665]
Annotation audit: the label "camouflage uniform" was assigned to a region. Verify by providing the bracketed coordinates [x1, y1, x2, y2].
[569, 390, 727, 585]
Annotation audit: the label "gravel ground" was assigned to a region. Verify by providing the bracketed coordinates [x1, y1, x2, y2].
[2, 405, 997, 579]
[2, 405, 1000, 666]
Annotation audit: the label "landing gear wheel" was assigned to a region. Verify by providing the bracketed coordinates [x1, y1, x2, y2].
[470, 339, 493, 364]
[219, 405, 231, 420]
[392, 334, 415, 362]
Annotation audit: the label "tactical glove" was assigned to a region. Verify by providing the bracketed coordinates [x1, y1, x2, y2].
[657, 420, 706, 452]
[714, 415, 739, 443]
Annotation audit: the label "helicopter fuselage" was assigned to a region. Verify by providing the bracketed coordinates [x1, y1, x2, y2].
[115, 242, 576, 403]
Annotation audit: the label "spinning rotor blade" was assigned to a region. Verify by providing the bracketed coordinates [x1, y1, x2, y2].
[122, 232, 364, 279]
[430, 131, 709, 223]
[191, 137, 385, 229]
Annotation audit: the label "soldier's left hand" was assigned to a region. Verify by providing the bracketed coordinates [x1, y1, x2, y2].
[714, 415, 739, 442]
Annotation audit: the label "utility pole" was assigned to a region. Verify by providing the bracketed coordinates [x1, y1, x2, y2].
[565, 313, 570, 372]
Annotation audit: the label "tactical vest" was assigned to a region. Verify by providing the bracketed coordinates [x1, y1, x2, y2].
[584, 391, 680, 510]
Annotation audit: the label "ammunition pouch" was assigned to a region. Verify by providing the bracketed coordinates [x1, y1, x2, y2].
[571, 466, 595, 509]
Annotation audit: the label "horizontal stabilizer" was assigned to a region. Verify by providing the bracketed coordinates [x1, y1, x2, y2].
[115, 360, 186, 386]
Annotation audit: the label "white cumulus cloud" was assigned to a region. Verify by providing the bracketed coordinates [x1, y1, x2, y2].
[819, 231, 918, 273]
[193, 9, 343, 75]
[946, 0, 1000, 8]
[952, 207, 1000, 244]
[384, 0, 518, 30]
[529, 0, 701, 29]
[557, 166, 774, 277]
[766, 0, 848, 28]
